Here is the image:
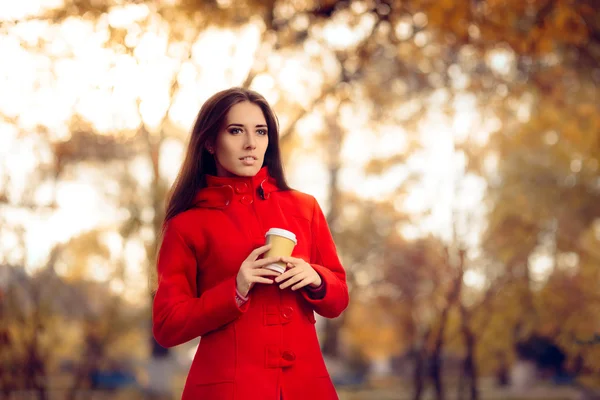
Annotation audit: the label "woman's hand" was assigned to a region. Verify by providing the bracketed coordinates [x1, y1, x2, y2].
[236, 244, 281, 297]
[275, 256, 322, 291]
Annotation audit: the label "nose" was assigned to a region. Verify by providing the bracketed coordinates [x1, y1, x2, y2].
[244, 132, 257, 149]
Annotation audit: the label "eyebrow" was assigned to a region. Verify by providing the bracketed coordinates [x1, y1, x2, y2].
[227, 123, 268, 128]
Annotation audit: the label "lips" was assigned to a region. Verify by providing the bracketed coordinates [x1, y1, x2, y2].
[240, 156, 257, 166]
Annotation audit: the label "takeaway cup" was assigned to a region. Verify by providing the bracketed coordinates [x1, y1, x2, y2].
[264, 228, 297, 274]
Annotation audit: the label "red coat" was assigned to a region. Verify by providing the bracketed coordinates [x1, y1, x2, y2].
[152, 166, 349, 400]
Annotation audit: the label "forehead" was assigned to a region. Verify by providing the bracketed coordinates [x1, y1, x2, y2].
[225, 101, 266, 124]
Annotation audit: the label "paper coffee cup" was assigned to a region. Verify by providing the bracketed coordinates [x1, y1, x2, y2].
[264, 228, 297, 274]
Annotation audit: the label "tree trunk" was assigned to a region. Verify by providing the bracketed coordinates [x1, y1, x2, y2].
[429, 301, 452, 400]
[460, 311, 479, 400]
[37, 385, 48, 400]
[465, 332, 479, 400]
[27, 291, 47, 400]
[457, 363, 465, 400]
[320, 111, 344, 358]
[412, 345, 426, 400]
[24, 342, 47, 400]
[0, 302, 14, 398]
[320, 157, 344, 356]
[321, 317, 342, 356]
[470, 361, 479, 400]
[429, 353, 444, 400]
[147, 134, 169, 358]
[430, 249, 466, 400]
[412, 326, 431, 400]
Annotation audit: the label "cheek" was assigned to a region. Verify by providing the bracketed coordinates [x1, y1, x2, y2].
[260, 137, 269, 155]
[215, 137, 236, 158]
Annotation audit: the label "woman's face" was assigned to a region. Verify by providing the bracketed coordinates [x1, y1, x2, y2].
[212, 101, 269, 178]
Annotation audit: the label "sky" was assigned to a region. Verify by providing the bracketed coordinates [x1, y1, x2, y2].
[0, 1, 509, 304]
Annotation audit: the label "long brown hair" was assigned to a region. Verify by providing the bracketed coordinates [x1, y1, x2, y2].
[164, 87, 291, 224]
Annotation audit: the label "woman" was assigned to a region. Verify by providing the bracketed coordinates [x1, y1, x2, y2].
[152, 87, 349, 400]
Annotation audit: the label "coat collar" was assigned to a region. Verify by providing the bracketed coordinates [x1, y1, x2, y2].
[193, 166, 280, 209]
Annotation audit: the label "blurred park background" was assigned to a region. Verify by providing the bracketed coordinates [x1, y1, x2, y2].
[1, 0, 600, 399]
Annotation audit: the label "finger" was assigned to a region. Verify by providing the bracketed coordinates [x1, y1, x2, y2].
[251, 277, 275, 285]
[281, 260, 302, 271]
[274, 266, 302, 283]
[252, 268, 282, 277]
[291, 279, 311, 291]
[252, 256, 282, 268]
[280, 256, 302, 265]
[247, 244, 272, 261]
[279, 273, 306, 290]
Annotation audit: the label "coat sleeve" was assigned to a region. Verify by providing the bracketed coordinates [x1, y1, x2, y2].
[152, 221, 248, 348]
[300, 196, 350, 318]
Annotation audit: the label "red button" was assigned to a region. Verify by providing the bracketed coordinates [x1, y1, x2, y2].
[241, 195, 253, 204]
[281, 306, 294, 319]
[235, 183, 248, 194]
[282, 351, 296, 361]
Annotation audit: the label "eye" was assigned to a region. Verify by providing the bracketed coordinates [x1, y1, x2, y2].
[229, 128, 242, 134]
[257, 129, 268, 136]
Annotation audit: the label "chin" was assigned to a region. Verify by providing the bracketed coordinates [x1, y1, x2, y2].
[236, 169, 257, 177]
[224, 164, 262, 177]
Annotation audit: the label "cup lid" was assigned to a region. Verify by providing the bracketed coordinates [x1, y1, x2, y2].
[265, 228, 297, 244]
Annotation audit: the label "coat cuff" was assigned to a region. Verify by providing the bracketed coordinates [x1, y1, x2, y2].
[235, 287, 249, 307]
[200, 275, 250, 321]
[304, 275, 326, 299]
[300, 263, 348, 318]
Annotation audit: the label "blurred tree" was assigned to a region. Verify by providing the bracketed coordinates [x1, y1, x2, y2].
[0, 232, 146, 399]
[377, 231, 466, 400]
[1, 0, 432, 362]
[475, 69, 600, 387]
[333, 195, 408, 357]
[2, 1, 600, 396]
